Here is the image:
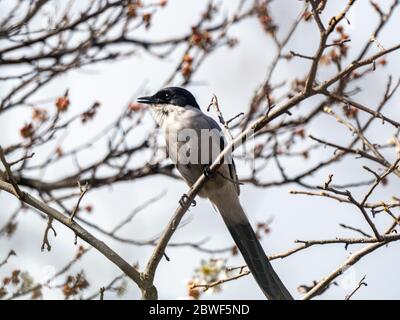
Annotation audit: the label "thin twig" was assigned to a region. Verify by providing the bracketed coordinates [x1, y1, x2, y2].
[345, 275, 367, 300]
[70, 181, 89, 221]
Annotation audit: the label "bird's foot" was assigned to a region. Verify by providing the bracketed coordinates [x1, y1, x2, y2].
[179, 193, 196, 208]
[203, 165, 216, 179]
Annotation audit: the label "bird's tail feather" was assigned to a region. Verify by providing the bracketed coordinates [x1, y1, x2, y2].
[208, 184, 293, 300]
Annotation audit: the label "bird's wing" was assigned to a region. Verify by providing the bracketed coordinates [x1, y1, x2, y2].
[201, 113, 240, 194]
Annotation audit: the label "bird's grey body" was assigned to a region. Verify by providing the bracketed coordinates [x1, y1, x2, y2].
[150, 103, 238, 198]
[138, 87, 292, 300]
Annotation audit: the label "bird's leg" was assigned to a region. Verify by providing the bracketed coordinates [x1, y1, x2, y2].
[179, 193, 196, 207]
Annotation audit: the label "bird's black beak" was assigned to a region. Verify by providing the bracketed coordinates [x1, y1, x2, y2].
[137, 96, 155, 104]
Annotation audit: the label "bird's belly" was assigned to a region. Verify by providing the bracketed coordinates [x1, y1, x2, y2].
[165, 128, 221, 166]
[176, 162, 230, 198]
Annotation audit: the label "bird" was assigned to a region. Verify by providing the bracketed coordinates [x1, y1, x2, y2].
[137, 87, 293, 300]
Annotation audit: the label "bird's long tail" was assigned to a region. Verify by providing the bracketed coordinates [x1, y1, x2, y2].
[208, 184, 293, 300]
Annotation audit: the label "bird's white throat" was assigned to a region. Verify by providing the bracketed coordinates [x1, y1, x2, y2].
[149, 104, 186, 127]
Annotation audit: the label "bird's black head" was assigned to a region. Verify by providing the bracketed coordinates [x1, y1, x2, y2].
[137, 87, 200, 109]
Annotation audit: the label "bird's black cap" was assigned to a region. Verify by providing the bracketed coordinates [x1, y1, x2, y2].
[137, 87, 200, 109]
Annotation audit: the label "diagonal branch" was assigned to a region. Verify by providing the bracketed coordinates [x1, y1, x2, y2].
[0, 179, 146, 293]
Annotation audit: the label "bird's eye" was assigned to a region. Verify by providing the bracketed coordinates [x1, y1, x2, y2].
[156, 91, 171, 101]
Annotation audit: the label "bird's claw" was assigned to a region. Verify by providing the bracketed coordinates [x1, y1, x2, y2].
[203, 165, 215, 179]
[179, 193, 196, 207]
